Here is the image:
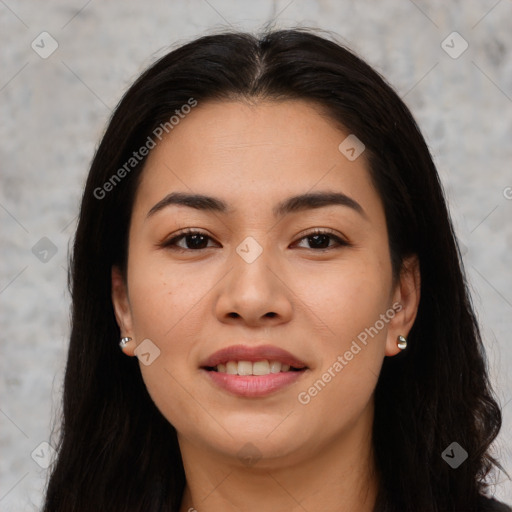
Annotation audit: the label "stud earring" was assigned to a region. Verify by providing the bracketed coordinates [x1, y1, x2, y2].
[119, 337, 132, 349]
[397, 335, 407, 350]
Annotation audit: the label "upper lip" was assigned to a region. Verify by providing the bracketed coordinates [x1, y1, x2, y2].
[201, 344, 308, 369]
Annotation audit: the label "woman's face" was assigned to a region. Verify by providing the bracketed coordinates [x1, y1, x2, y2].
[112, 99, 419, 468]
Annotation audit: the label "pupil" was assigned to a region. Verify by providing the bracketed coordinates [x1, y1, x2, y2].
[188, 234, 207, 249]
[309, 234, 329, 249]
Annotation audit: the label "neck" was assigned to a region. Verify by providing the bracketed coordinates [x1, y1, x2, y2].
[178, 406, 378, 512]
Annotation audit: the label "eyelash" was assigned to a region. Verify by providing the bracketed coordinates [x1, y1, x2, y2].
[159, 228, 349, 252]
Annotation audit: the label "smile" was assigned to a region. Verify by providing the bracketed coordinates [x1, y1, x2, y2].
[207, 359, 304, 375]
[200, 344, 309, 397]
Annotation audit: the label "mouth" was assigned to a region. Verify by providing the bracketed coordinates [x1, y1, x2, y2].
[200, 344, 309, 397]
[200, 343, 309, 374]
[203, 360, 307, 376]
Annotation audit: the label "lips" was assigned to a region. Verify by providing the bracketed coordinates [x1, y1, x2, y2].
[200, 344, 309, 397]
[200, 344, 308, 370]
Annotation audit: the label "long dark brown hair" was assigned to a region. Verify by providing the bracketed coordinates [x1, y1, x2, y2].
[43, 28, 504, 511]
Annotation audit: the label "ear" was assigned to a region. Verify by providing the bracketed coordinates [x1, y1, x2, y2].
[111, 266, 136, 356]
[385, 254, 421, 357]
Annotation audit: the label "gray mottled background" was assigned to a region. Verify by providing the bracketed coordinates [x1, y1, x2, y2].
[1, 0, 511, 509]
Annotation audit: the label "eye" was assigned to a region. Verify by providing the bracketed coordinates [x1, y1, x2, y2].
[160, 229, 218, 251]
[160, 228, 349, 252]
[293, 229, 349, 251]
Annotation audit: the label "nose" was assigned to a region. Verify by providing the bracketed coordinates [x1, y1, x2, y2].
[214, 243, 293, 328]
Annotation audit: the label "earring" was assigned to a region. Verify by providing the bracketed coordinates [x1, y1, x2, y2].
[397, 335, 407, 350]
[119, 337, 132, 349]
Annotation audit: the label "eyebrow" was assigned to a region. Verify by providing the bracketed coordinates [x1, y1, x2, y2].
[146, 191, 367, 219]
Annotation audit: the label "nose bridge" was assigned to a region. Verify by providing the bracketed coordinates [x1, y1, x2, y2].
[231, 233, 278, 293]
[235, 234, 267, 266]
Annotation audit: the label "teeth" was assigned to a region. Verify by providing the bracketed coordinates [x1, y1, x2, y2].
[226, 361, 238, 375]
[238, 361, 253, 376]
[269, 361, 282, 373]
[253, 360, 270, 375]
[214, 360, 298, 375]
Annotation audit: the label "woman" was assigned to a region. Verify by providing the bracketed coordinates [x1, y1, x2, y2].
[43, 29, 510, 511]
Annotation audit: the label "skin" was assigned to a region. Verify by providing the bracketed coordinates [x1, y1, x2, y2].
[111, 99, 420, 512]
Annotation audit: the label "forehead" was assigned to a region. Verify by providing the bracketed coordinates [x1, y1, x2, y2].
[134, 99, 379, 218]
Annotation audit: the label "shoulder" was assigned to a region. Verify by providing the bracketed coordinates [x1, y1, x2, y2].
[478, 495, 512, 512]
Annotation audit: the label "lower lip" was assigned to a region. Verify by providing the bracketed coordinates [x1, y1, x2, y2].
[202, 369, 306, 397]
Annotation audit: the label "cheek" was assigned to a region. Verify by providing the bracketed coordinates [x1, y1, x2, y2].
[126, 262, 210, 429]
[295, 283, 388, 435]
[294, 255, 391, 408]
[127, 256, 206, 341]
[299, 255, 392, 342]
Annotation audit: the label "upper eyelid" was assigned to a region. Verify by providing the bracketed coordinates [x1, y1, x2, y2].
[159, 229, 217, 248]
